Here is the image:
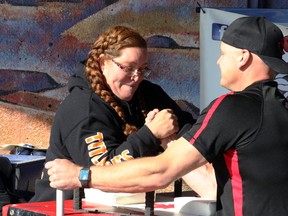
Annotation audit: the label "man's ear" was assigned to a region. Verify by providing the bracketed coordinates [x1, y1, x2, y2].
[239, 49, 251, 68]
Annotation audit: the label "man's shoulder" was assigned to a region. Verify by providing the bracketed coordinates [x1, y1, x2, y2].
[208, 90, 262, 116]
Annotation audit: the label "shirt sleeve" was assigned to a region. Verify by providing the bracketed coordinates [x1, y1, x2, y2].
[183, 93, 261, 163]
[62, 105, 160, 166]
[140, 80, 196, 129]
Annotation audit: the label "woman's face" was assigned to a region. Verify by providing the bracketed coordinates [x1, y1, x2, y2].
[102, 47, 148, 101]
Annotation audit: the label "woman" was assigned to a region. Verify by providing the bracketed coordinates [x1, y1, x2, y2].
[30, 26, 195, 201]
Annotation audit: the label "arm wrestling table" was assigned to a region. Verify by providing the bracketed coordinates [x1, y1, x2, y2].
[2, 190, 194, 216]
[2, 199, 149, 216]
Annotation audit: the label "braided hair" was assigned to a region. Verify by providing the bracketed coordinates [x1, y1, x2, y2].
[85, 26, 148, 136]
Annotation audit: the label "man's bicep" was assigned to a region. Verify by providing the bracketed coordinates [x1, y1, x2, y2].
[163, 137, 208, 178]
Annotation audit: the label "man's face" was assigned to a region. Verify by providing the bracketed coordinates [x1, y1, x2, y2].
[217, 42, 242, 91]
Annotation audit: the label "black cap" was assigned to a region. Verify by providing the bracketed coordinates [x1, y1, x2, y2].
[222, 16, 288, 74]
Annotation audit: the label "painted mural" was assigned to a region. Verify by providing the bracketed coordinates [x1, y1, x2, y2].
[5, 0, 286, 148]
[0, 0, 206, 148]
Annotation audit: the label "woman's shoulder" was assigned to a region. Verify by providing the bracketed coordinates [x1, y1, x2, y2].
[139, 80, 163, 92]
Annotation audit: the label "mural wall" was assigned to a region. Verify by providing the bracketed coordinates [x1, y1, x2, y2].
[1, 0, 283, 150]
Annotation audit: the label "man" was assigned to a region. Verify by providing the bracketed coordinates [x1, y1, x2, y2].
[46, 17, 288, 215]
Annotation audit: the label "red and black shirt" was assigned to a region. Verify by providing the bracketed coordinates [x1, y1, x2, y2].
[184, 80, 288, 216]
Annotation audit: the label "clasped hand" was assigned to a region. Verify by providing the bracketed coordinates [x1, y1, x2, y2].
[145, 108, 178, 149]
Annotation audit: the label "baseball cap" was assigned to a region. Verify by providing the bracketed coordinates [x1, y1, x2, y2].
[221, 16, 288, 74]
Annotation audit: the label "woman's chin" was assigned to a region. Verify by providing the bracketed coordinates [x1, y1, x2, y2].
[118, 93, 134, 101]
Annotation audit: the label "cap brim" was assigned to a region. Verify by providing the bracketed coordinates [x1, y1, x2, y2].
[258, 55, 288, 74]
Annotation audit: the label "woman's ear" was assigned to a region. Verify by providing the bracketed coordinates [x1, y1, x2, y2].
[99, 54, 105, 66]
[98, 54, 106, 72]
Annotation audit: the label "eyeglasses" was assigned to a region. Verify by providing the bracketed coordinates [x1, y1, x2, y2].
[111, 59, 151, 78]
